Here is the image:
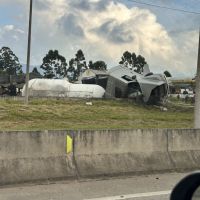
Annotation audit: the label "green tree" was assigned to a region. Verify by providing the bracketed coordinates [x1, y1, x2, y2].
[0, 47, 22, 75]
[119, 51, 147, 74]
[68, 50, 87, 81]
[134, 55, 147, 74]
[66, 58, 76, 81]
[40, 50, 67, 78]
[75, 49, 86, 77]
[32, 67, 39, 74]
[119, 51, 132, 67]
[75, 49, 85, 63]
[31, 67, 42, 76]
[164, 70, 172, 77]
[89, 60, 107, 70]
[88, 60, 93, 69]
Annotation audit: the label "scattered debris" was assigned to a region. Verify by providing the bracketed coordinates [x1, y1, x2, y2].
[86, 102, 93, 106]
[160, 107, 168, 112]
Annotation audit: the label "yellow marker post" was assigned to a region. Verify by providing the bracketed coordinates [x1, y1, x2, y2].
[66, 135, 73, 154]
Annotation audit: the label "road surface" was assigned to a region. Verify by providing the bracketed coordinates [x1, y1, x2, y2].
[0, 172, 194, 200]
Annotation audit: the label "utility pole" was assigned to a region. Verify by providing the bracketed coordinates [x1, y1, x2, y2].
[194, 29, 200, 128]
[24, 0, 33, 105]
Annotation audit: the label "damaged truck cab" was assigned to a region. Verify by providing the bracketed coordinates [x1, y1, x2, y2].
[105, 65, 169, 105]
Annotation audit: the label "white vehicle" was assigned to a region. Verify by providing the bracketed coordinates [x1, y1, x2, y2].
[179, 88, 194, 99]
[22, 79, 105, 98]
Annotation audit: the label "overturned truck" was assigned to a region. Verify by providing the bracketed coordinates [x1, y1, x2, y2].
[22, 79, 105, 99]
[105, 65, 169, 105]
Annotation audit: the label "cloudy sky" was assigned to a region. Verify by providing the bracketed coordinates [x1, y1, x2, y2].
[0, 0, 199, 77]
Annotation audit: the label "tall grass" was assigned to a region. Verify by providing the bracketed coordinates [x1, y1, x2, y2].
[0, 98, 194, 131]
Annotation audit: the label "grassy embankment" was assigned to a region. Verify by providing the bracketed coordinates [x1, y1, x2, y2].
[0, 98, 194, 131]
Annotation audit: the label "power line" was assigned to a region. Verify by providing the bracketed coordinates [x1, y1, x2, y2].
[127, 0, 200, 15]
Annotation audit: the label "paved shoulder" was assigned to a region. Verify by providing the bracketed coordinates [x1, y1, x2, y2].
[0, 172, 189, 200]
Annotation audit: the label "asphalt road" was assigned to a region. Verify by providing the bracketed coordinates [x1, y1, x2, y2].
[0, 172, 194, 200]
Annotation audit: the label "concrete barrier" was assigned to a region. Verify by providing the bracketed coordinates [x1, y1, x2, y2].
[74, 129, 200, 178]
[168, 129, 200, 170]
[0, 130, 76, 185]
[1, 129, 200, 185]
[74, 129, 171, 177]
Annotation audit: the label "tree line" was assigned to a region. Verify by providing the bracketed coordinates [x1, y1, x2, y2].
[0, 46, 172, 81]
[0, 47, 108, 81]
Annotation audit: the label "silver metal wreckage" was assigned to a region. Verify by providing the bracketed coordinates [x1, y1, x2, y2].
[105, 65, 169, 105]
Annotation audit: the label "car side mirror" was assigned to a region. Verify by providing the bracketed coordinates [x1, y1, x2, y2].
[170, 172, 200, 200]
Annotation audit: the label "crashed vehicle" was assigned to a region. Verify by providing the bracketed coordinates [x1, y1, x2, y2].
[79, 69, 108, 90]
[0, 73, 42, 96]
[105, 65, 169, 105]
[22, 78, 105, 98]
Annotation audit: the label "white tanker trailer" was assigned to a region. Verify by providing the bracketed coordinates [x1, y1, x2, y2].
[22, 79, 105, 98]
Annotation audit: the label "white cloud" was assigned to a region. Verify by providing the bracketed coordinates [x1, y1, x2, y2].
[0, 0, 199, 77]
[0, 24, 24, 40]
[16, 28, 25, 34]
[4, 25, 14, 31]
[0, 24, 26, 63]
[170, 30, 199, 76]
